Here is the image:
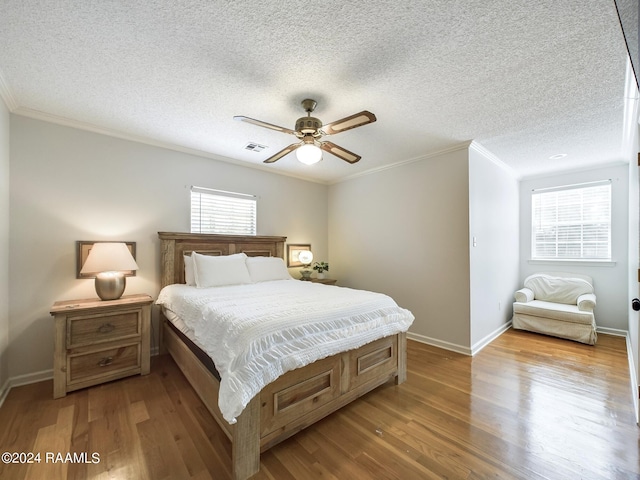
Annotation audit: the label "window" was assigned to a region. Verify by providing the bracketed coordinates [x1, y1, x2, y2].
[531, 181, 611, 260]
[190, 187, 256, 235]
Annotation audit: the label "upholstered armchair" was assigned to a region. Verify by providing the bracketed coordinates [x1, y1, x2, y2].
[512, 272, 597, 345]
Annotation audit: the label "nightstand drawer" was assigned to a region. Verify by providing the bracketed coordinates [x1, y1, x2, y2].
[68, 343, 140, 384]
[67, 310, 141, 347]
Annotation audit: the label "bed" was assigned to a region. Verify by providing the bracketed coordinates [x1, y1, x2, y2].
[157, 232, 413, 480]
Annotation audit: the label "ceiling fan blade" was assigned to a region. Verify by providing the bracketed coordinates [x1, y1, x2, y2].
[320, 141, 361, 164]
[263, 143, 301, 163]
[321, 111, 376, 135]
[234, 116, 297, 135]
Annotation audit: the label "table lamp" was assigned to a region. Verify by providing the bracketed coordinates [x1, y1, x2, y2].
[298, 250, 313, 280]
[80, 242, 139, 300]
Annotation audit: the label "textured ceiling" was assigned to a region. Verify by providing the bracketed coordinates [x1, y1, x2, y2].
[0, 0, 633, 183]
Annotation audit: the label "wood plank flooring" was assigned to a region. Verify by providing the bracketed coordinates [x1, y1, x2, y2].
[0, 328, 638, 479]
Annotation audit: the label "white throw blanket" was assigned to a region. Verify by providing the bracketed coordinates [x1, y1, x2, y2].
[156, 280, 414, 423]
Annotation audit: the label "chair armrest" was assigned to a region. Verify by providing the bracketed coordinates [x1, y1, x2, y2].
[577, 293, 596, 312]
[515, 287, 534, 303]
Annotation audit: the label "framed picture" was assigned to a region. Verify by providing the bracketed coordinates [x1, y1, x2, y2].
[287, 244, 312, 267]
[76, 241, 137, 279]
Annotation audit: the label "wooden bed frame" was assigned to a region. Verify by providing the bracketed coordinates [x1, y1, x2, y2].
[158, 232, 407, 480]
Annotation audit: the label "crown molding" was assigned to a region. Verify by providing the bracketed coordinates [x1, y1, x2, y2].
[331, 141, 474, 185]
[8, 104, 521, 187]
[469, 141, 520, 179]
[11, 107, 331, 185]
[518, 160, 628, 182]
[0, 69, 18, 111]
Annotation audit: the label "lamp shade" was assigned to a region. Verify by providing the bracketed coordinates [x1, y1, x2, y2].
[80, 242, 139, 275]
[296, 144, 323, 165]
[298, 250, 313, 265]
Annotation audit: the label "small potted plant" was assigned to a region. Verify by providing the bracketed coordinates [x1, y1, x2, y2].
[313, 261, 329, 279]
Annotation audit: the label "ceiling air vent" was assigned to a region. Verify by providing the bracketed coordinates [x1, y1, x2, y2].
[244, 142, 267, 153]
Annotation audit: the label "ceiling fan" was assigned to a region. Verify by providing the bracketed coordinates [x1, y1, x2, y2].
[234, 99, 376, 165]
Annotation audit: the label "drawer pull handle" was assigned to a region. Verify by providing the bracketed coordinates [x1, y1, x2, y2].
[97, 323, 115, 334]
[98, 357, 113, 367]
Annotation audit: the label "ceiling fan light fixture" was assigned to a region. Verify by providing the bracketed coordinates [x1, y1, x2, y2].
[235, 99, 376, 165]
[296, 143, 323, 165]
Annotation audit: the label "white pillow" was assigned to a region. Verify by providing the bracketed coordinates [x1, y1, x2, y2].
[192, 252, 251, 288]
[184, 254, 196, 286]
[246, 256, 292, 282]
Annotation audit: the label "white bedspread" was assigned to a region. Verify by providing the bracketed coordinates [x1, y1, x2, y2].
[156, 280, 414, 424]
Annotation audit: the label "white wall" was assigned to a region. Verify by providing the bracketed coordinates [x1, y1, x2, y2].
[0, 99, 9, 394]
[468, 144, 519, 349]
[519, 164, 629, 332]
[8, 116, 328, 380]
[329, 147, 472, 351]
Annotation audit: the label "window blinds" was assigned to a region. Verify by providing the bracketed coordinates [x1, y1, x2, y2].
[190, 187, 257, 235]
[531, 181, 611, 260]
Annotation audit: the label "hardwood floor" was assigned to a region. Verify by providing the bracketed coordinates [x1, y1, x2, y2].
[0, 328, 638, 479]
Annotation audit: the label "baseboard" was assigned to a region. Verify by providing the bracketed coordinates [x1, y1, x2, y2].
[470, 321, 512, 355]
[624, 333, 639, 425]
[0, 344, 163, 410]
[3, 329, 636, 425]
[0, 378, 10, 409]
[596, 326, 628, 337]
[407, 332, 472, 356]
[0, 369, 53, 409]
[407, 322, 512, 357]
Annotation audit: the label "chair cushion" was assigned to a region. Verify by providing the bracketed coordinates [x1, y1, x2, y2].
[513, 300, 594, 325]
[524, 274, 593, 305]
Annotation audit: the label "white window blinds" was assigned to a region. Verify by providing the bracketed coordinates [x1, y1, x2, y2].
[190, 187, 257, 235]
[531, 181, 611, 260]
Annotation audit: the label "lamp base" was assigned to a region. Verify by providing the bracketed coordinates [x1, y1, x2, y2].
[95, 272, 126, 301]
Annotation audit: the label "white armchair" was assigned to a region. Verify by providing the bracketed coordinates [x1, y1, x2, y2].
[512, 272, 597, 345]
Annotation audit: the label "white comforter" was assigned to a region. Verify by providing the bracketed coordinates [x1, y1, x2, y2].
[156, 280, 414, 423]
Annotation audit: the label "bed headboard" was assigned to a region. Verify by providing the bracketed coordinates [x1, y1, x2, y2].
[158, 232, 287, 288]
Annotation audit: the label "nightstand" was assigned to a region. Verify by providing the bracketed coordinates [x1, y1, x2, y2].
[301, 278, 337, 285]
[50, 294, 153, 398]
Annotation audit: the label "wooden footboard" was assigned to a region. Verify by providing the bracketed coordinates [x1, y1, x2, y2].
[162, 316, 407, 480]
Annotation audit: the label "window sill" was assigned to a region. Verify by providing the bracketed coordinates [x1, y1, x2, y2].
[528, 259, 616, 267]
